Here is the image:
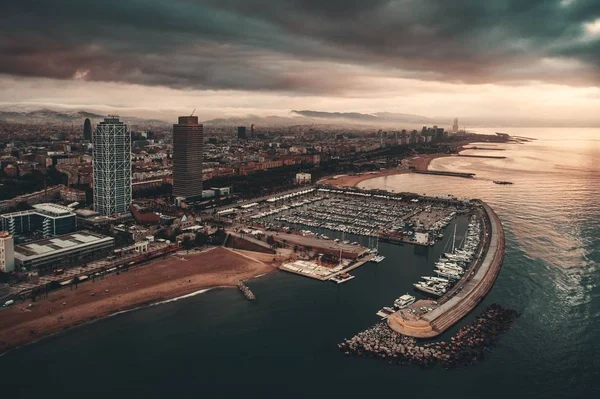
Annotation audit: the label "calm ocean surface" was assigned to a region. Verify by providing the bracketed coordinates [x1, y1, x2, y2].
[1, 128, 599, 398]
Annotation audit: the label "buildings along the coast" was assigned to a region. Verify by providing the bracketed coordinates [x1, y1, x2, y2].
[0, 231, 15, 273]
[0, 203, 77, 237]
[13, 230, 115, 272]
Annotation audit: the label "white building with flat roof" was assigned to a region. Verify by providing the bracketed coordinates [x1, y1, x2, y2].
[14, 230, 114, 272]
[0, 231, 15, 273]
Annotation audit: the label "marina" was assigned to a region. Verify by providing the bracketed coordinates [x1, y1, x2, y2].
[245, 186, 467, 248]
[387, 201, 505, 338]
[228, 186, 481, 287]
[227, 187, 485, 292]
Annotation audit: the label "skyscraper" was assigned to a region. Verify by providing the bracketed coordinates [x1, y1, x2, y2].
[452, 118, 459, 133]
[92, 116, 132, 216]
[250, 124, 256, 138]
[0, 231, 15, 273]
[83, 118, 92, 141]
[173, 116, 203, 199]
[237, 126, 247, 139]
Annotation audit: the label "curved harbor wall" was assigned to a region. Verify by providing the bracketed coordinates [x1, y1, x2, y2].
[388, 201, 505, 338]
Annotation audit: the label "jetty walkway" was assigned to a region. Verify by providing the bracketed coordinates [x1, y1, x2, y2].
[412, 170, 475, 178]
[388, 201, 505, 338]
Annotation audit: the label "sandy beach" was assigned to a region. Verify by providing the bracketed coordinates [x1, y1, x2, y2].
[0, 247, 278, 354]
[320, 152, 452, 187]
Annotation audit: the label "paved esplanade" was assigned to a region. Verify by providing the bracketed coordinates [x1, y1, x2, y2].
[387, 201, 505, 338]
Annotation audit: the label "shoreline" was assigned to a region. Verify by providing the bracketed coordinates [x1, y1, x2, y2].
[319, 152, 453, 188]
[0, 247, 278, 355]
[320, 140, 496, 188]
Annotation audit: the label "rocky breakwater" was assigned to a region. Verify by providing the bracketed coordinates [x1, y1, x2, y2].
[339, 304, 519, 368]
[237, 281, 256, 301]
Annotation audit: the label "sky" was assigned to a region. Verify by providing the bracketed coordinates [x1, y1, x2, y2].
[1, 0, 600, 124]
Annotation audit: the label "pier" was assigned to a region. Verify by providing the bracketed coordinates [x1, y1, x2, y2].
[458, 154, 506, 159]
[412, 170, 475, 178]
[462, 147, 505, 151]
[279, 255, 372, 282]
[387, 201, 505, 338]
[237, 281, 256, 301]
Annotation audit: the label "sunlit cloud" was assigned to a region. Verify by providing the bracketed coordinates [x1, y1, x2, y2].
[0, 0, 599, 124]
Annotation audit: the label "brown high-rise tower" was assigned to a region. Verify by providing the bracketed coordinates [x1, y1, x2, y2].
[173, 116, 203, 199]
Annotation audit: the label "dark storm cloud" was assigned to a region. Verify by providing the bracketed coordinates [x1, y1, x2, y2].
[1, 0, 599, 92]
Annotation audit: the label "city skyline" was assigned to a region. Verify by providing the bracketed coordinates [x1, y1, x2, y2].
[1, 1, 600, 125]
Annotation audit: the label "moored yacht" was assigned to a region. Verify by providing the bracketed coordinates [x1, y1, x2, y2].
[394, 294, 416, 309]
[422, 276, 450, 284]
[435, 269, 461, 280]
[413, 282, 446, 296]
[370, 255, 386, 263]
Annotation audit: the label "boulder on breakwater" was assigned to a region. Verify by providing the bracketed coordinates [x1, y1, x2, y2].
[339, 304, 519, 369]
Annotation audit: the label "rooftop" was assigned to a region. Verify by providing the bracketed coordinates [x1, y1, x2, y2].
[32, 203, 74, 216]
[1, 203, 75, 219]
[14, 230, 114, 261]
[74, 209, 100, 217]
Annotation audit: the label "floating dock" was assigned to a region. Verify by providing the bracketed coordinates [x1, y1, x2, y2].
[329, 274, 356, 284]
[376, 307, 396, 319]
[387, 201, 505, 338]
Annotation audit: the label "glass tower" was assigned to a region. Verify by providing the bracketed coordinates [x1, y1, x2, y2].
[92, 116, 132, 216]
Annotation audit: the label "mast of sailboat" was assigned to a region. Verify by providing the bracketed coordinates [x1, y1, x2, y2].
[457, 230, 466, 251]
[451, 224, 457, 253]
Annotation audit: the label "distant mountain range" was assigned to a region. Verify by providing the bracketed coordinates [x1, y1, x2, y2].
[0, 108, 451, 129]
[0, 109, 170, 126]
[292, 110, 434, 124]
[202, 111, 436, 128]
[0, 109, 104, 123]
[1, 107, 597, 129]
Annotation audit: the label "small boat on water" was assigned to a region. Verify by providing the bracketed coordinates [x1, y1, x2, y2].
[370, 255, 386, 263]
[493, 181, 513, 185]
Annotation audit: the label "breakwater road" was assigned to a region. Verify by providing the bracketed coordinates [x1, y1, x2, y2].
[387, 201, 505, 338]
